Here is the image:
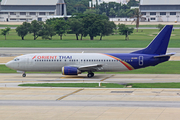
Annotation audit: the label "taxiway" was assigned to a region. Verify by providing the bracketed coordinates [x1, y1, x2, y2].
[1, 74, 180, 119]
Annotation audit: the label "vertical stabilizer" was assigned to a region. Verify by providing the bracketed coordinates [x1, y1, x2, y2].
[132, 25, 173, 55]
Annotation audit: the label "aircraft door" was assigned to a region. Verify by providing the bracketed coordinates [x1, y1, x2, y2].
[79, 58, 82, 64]
[139, 56, 143, 66]
[26, 57, 34, 69]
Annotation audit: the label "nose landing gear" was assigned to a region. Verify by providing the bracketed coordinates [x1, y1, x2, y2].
[22, 72, 26, 77]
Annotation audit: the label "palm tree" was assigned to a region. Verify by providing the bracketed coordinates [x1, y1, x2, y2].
[131, 8, 142, 32]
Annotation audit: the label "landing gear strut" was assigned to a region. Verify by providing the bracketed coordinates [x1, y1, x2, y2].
[22, 72, 26, 77]
[87, 72, 94, 78]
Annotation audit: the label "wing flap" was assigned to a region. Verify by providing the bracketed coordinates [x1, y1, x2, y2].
[78, 64, 103, 71]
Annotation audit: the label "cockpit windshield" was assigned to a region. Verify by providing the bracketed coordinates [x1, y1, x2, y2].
[14, 58, 20, 61]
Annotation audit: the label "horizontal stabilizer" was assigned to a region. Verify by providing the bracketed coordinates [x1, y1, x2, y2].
[154, 53, 175, 58]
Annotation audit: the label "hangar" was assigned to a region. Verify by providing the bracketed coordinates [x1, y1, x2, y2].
[0, 0, 67, 22]
[140, 0, 180, 22]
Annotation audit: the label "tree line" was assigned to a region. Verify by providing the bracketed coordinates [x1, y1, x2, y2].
[65, 0, 139, 17]
[14, 14, 116, 40]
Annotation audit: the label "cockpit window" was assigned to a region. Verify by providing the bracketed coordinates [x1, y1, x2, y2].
[14, 58, 20, 61]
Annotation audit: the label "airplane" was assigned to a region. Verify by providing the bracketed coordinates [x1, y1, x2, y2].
[5, 25, 175, 78]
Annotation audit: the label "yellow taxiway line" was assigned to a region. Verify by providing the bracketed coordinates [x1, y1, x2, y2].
[56, 88, 84, 101]
[100, 75, 114, 82]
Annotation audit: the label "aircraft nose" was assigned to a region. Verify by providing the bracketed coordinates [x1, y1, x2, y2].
[5, 61, 11, 68]
[5, 61, 18, 70]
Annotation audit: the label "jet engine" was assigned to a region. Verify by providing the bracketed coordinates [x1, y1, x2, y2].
[62, 66, 81, 75]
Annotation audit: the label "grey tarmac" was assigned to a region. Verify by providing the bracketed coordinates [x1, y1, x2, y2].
[1, 100, 180, 108]
[1, 74, 180, 85]
[1, 74, 180, 119]
[1, 48, 180, 56]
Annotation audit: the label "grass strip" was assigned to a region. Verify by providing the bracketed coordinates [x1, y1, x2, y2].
[126, 83, 180, 88]
[0, 24, 20, 27]
[0, 29, 180, 48]
[0, 65, 17, 73]
[18, 83, 124, 88]
[18, 83, 180, 88]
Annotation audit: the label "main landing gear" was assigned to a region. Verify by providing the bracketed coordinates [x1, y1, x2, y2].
[22, 72, 26, 77]
[87, 72, 94, 78]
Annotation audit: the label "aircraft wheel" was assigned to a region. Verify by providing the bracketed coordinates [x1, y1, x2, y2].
[87, 73, 94, 78]
[22, 73, 26, 77]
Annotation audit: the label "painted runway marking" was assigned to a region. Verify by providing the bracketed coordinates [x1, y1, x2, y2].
[56, 88, 84, 101]
[100, 75, 115, 82]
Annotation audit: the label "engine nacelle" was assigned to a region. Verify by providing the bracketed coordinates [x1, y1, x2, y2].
[62, 66, 81, 75]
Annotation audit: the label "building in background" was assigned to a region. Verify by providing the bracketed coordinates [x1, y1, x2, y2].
[0, 0, 68, 22]
[140, 0, 180, 22]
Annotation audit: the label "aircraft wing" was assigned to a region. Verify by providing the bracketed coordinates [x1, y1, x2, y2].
[78, 64, 103, 71]
[69, 64, 103, 72]
[154, 53, 175, 58]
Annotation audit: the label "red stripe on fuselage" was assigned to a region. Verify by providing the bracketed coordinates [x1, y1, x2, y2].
[100, 53, 134, 70]
[120, 61, 133, 70]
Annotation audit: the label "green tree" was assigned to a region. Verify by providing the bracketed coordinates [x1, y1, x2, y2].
[157, 24, 165, 31]
[1, 27, 11, 40]
[102, 12, 106, 16]
[68, 18, 83, 40]
[99, 20, 116, 40]
[127, 0, 139, 7]
[117, 9, 126, 17]
[53, 19, 67, 40]
[16, 22, 31, 40]
[38, 24, 56, 40]
[29, 20, 44, 40]
[109, 8, 116, 17]
[118, 24, 134, 40]
[65, 0, 89, 15]
[82, 14, 103, 40]
[83, 9, 96, 14]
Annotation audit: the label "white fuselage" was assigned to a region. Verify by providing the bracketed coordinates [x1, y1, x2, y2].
[6, 53, 133, 72]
